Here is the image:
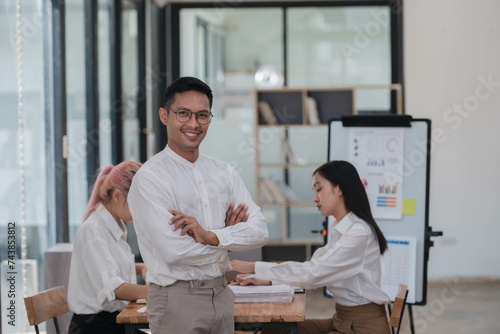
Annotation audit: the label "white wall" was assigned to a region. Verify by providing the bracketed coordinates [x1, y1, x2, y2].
[405, 0, 500, 279]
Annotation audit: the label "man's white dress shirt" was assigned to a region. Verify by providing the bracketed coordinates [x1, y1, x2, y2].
[128, 145, 268, 286]
[68, 204, 136, 314]
[255, 212, 390, 306]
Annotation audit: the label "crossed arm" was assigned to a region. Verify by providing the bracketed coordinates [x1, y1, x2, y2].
[113, 203, 248, 300]
[129, 168, 267, 266]
[168, 202, 249, 246]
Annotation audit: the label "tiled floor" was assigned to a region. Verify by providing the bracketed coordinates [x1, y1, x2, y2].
[305, 278, 500, 333]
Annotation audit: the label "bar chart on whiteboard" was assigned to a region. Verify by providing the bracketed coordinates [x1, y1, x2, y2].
[381, 236, 417, 303]
[348, 127, 405, 220]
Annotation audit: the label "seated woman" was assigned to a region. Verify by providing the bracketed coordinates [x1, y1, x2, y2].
[68, 161, 148, 334]
[231, 160, 391, 334]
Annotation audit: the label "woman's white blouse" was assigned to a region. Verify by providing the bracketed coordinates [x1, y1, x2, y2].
[255, 212, 390, 307]
[68, 204, 136, 314]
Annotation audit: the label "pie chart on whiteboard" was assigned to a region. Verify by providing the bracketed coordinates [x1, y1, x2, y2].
[386, 138, 400, 152]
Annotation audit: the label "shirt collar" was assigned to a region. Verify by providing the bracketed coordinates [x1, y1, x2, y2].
[95, 203, 127, 241]
[333, 211, 356, 235]
[164, 144, 202, 167]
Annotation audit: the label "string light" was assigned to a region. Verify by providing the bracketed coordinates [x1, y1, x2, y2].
[16, 0, 28, 298]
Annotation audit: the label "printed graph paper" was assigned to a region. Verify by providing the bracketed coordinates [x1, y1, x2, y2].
[381, 236, 417, 303]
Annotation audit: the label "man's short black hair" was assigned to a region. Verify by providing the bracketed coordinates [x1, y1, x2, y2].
[164, 76, 213, 109]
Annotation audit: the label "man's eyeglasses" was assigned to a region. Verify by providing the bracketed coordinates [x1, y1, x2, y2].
[166, 107, 213, 125]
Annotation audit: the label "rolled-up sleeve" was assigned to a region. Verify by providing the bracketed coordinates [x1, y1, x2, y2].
[255, 232, 368, 290]
[82, 238, 126, 305]
[211, 166, 268, 251]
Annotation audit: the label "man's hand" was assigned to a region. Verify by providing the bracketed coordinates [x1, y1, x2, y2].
[230, 260, 255, 273]
[225, 203, 249, 227]
[135, 263, 148, 282]
[168, 210, 219, 246]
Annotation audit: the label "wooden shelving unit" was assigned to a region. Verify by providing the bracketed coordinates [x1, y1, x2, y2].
[254, 84, 402, 259]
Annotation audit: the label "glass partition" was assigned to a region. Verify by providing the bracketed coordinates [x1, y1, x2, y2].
[287, 6, 392, 111]
[0, 0, 50, 299]
[0, 0, 148, 295]
[98, 0, 113, 167]
[66, 0, 88, 239]
[287, 6, 391, 86]
[180, 8, 284, 90]
[122, 2, 140, 162]
[180, 8, 284, 198]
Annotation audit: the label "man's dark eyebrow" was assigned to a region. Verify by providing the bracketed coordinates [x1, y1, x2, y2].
[176, 106, 210, 113]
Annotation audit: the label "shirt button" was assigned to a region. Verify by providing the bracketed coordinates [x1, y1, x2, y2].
[198, 180, 202, 185]
[192, 164, 195, 168]
[204, 204, 208, 208]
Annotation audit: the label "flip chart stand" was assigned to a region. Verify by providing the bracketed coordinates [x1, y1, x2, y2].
[326, 115, 444, 334]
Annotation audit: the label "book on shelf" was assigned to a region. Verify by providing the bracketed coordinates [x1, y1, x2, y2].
[228, 284, 295, 303]
[306, 96, 320, 125]
[276, 180, 299, 202]
[282, 139, 297, 164]
[262, 177, 287, 204]
[259, 178, 275, 202]
[258, 101, 278, 125]
[260, 177, 299, 204]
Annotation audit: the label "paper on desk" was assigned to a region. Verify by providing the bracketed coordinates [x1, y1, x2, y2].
[137, 306, 147, 313]
[229, 284, 294, 303]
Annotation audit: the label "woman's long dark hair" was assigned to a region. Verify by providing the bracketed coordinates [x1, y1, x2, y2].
[314, 160, 388, 254]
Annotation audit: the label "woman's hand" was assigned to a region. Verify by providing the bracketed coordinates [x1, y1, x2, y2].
[230, 260, 255, 273]
[230, 274, 272, 286]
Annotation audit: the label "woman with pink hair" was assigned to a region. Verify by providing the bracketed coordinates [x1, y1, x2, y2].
[67, 161, 148, 334]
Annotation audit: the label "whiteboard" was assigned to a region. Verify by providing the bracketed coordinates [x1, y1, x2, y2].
[328, 117, 431, 305]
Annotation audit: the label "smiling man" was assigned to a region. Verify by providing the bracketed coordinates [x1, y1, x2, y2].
[128, 77, 268, 334]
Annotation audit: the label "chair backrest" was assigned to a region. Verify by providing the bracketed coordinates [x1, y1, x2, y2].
[389, 284, 408, 330]
[24, 286, 69, 326]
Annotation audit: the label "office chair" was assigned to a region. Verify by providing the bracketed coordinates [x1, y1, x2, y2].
[389, 284, 408, 334]
[24, 286, 69, 334]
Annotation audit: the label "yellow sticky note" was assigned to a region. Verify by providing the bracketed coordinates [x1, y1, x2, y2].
[402, 199, 416, 215]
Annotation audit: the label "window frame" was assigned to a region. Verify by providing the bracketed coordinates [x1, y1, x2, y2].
[49, 0, 148, 242]
[162, 0, 404, 149]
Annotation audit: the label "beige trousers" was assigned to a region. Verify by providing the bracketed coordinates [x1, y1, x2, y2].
[147, 277, 235, 334]
[263, 302, 390, 334]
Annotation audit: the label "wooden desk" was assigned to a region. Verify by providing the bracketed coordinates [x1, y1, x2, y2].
[117, 293, 306, 334]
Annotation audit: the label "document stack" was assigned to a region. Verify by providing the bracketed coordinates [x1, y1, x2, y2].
[229, 284, 295, 303]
